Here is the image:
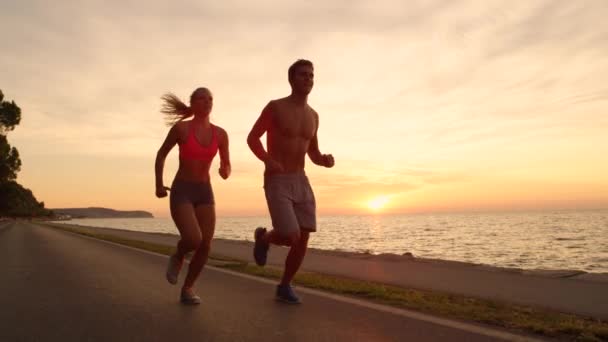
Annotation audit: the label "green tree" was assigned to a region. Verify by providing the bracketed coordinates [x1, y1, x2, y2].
[0, 90, 23, 183]
[0, 135, 21, 182]
[0, 89, 50, 217]
[0, 90, 22, 133]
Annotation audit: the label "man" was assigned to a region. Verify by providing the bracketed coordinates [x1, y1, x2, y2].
[247, 59, 335, 304]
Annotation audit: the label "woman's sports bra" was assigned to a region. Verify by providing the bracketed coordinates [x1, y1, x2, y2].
[179, 122, 219, 162]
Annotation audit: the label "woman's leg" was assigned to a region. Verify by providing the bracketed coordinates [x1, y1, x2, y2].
[182, 205, 216, 290]
[170, 202, 203, 260]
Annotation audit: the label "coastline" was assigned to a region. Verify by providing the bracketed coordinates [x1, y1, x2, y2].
[56, 221, 608, 280]
[58, 211, 608, 275]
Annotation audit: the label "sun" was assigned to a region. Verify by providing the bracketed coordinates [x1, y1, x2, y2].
[367, 195, 390, 212]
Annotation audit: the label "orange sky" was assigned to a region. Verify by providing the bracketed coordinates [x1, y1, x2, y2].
[3, 1, 608, 217]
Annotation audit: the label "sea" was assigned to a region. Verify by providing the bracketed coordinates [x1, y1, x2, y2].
[62, 209, 608, 273]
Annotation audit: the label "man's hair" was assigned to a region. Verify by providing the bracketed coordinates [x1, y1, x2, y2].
[288, 59, 313, 82]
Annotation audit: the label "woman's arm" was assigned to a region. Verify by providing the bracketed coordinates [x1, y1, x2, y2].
[155, 124, 179, 197]
[218, 127, 231, 180]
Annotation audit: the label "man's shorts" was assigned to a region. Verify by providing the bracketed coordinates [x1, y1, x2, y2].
[264, 171, 316, 236]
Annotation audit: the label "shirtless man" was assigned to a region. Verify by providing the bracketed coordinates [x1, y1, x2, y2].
[247, 59, 335, 304]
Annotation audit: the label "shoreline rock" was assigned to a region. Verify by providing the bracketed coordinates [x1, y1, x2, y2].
[51, 207, 154, 219]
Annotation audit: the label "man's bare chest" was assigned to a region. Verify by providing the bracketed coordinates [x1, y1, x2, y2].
[273, 110, 316, 140]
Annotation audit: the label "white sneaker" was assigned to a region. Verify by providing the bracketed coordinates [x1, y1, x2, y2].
[181, 289, 201, 305]
[166, 255, 183, 285]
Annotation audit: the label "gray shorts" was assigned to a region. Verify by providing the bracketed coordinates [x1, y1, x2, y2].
[264, 172, 316, 235]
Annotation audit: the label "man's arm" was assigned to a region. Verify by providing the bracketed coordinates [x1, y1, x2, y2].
[307, 113, 334, 168]
[247, 102, 272, 162]
[247, 102, 284, 172]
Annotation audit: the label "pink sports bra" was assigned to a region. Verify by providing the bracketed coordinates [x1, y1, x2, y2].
[179, 122, 219, 162]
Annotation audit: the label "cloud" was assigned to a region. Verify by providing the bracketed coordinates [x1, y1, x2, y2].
[3, 0, 608, 213]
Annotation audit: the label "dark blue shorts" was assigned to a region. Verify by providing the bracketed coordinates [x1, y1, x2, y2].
[170, 179, 215, 207]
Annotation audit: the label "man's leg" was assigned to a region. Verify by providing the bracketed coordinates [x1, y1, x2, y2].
[275, 230, 309, 304]
[264, 229, 299, 246]
[280, 231, 309, 285]
[280, 174, 315, 283]
[255, 177, 300, 265]
[254, 226, 299, 266]
[275, 174, 315, 304]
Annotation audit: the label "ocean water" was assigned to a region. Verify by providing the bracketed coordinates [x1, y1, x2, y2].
[64, 209, 608, 273]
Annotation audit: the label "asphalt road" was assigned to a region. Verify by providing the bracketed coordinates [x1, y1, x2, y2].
[0, 221, 544, 342]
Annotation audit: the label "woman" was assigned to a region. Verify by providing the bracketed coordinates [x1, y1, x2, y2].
[155, 87, 231, 304]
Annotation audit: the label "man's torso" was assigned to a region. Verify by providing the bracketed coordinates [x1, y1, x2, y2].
[267, 98, 317, 173]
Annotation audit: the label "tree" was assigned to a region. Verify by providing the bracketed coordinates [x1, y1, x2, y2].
[0, 90, 23, 183]
[0, 135, 21, 182]
[0, 89, 49, 217]
[0, 90, 22, 134]
[0, 181, 52, 217]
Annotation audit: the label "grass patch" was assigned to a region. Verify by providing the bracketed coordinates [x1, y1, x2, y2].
[220, 263, 608, 341]
[41, 222, 608, 341]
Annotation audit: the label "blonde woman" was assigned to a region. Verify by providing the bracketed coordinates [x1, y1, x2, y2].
[155, 87, 231, 304]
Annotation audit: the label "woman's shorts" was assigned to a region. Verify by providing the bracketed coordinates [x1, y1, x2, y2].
[170, 179, 215, 208]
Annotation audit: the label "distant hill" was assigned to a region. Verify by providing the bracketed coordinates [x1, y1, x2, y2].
[51, 207, 154, 219]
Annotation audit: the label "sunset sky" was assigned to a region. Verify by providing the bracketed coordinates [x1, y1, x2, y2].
[2, 1, 607, 217]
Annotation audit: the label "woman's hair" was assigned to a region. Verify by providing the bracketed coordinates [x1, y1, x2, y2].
[160, 92, 192, 126]
[160, 87, 211, 126]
